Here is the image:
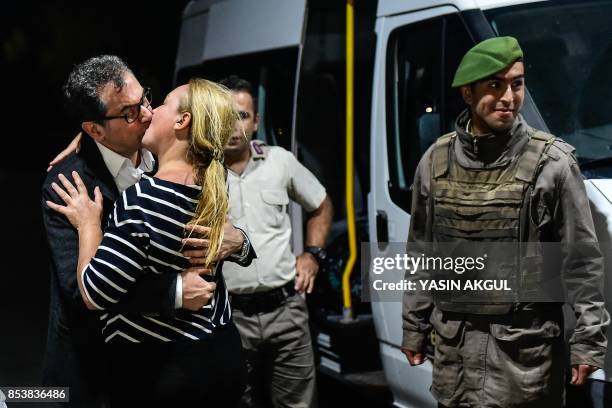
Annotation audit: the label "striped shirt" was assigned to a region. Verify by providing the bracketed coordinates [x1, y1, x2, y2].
[81, 175, 230, 343]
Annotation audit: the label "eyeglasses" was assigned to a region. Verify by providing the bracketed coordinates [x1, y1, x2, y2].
[238, 111, 251, 120]
[97, 87, 152, 124]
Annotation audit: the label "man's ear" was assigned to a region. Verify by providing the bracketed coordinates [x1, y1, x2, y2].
[81, 121, 105, 142]
[253, 112, 260, 132]
[175, 112, 192, 131]
[460, 85, 473, 105]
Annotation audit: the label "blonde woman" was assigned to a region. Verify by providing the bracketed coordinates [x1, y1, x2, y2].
[47, 79, 246, 406]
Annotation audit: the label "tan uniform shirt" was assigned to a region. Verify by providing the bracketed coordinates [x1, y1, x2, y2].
[223, 141, 326, 293]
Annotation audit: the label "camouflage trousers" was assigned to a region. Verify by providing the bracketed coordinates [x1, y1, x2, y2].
[430, 306, 565, 408]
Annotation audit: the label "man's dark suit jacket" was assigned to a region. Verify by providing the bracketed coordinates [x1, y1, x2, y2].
[41, 135, 178, 407]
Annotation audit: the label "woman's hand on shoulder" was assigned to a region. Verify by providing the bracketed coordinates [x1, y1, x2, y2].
[46, 171, 103, 230]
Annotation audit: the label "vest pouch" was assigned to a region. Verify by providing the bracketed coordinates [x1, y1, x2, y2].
[430, 242, 519, 310]
[519, 250, 565, 302]
[490, 317, 561, 341]
[520, 255, 544, 288]
[430, 307, 463, 340]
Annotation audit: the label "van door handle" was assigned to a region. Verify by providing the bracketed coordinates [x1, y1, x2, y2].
[376, 210, 389, 250]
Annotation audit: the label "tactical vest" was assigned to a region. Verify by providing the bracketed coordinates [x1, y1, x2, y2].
[428, 130, 555, 314]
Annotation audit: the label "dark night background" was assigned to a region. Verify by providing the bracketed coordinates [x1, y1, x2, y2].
[0, 0, 191, 389]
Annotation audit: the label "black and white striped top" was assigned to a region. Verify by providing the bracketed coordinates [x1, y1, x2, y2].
[81, 175, 230, 343]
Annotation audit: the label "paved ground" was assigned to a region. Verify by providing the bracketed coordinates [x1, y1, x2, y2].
[317, 368, 392, 407]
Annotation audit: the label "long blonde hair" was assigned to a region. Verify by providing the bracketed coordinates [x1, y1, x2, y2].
[181, 78, 238, 267]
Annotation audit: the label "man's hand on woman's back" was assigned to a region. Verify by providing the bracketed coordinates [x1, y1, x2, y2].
[182, 221, 245, 261]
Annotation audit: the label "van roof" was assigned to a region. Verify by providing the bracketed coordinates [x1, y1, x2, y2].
[183, 0, 549, 21]
[177, 0, 307, 71]
[176, 0, 549, 73]
[377, 0, 548, 18]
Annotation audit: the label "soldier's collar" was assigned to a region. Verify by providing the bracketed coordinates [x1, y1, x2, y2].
[249, 140, 268, 160]
[454, 110, 528, 166]
[457, 110, 522, 140]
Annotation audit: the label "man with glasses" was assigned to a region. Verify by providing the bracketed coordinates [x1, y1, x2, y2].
[41, 56, 253, 407]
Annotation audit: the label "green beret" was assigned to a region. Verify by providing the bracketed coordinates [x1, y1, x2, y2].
[452, 36, 523, 87]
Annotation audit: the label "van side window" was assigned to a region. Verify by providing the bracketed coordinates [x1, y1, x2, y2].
[386, 14, 473, 213]
[296, 0, 376, 221]
[443, 15, 478, 134]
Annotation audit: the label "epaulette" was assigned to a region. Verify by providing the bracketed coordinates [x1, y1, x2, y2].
[250, 139, 268, 160]
[515, 131, 555, 183]
[545, 137, 576, 161]
[432, 131, 456, 178]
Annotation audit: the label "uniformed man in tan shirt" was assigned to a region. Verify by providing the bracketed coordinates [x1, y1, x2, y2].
[219, 75, 333, 408]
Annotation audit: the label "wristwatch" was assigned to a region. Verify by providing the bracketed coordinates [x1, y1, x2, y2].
[304, 246, 327, 265]
[236, 228, 250, 259]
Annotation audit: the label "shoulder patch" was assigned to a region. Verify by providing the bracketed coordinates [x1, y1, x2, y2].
[250, 139, 269, 160]
[251, 140, 266, 153]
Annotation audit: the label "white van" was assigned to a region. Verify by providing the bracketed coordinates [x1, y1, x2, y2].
[175, 1, 612, 406]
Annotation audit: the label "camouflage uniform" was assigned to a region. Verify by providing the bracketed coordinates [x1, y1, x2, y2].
[402, 110, 609, 407]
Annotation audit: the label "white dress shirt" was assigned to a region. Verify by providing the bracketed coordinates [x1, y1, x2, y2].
[96, 142, 155, 193]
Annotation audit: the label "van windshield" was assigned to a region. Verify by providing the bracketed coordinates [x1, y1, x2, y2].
[486, 0, 612, 178]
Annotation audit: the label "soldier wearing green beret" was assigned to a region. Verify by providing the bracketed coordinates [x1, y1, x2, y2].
[401, 36, 609, 407]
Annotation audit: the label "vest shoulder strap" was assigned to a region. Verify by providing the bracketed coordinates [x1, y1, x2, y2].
[515, 130, 555, 183]
[549, 137, 576, 156]
[530, 130, 555, 143]
[432, 131, 456, 179]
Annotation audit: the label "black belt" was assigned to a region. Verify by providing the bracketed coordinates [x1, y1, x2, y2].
[230, 281, 296, 315]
